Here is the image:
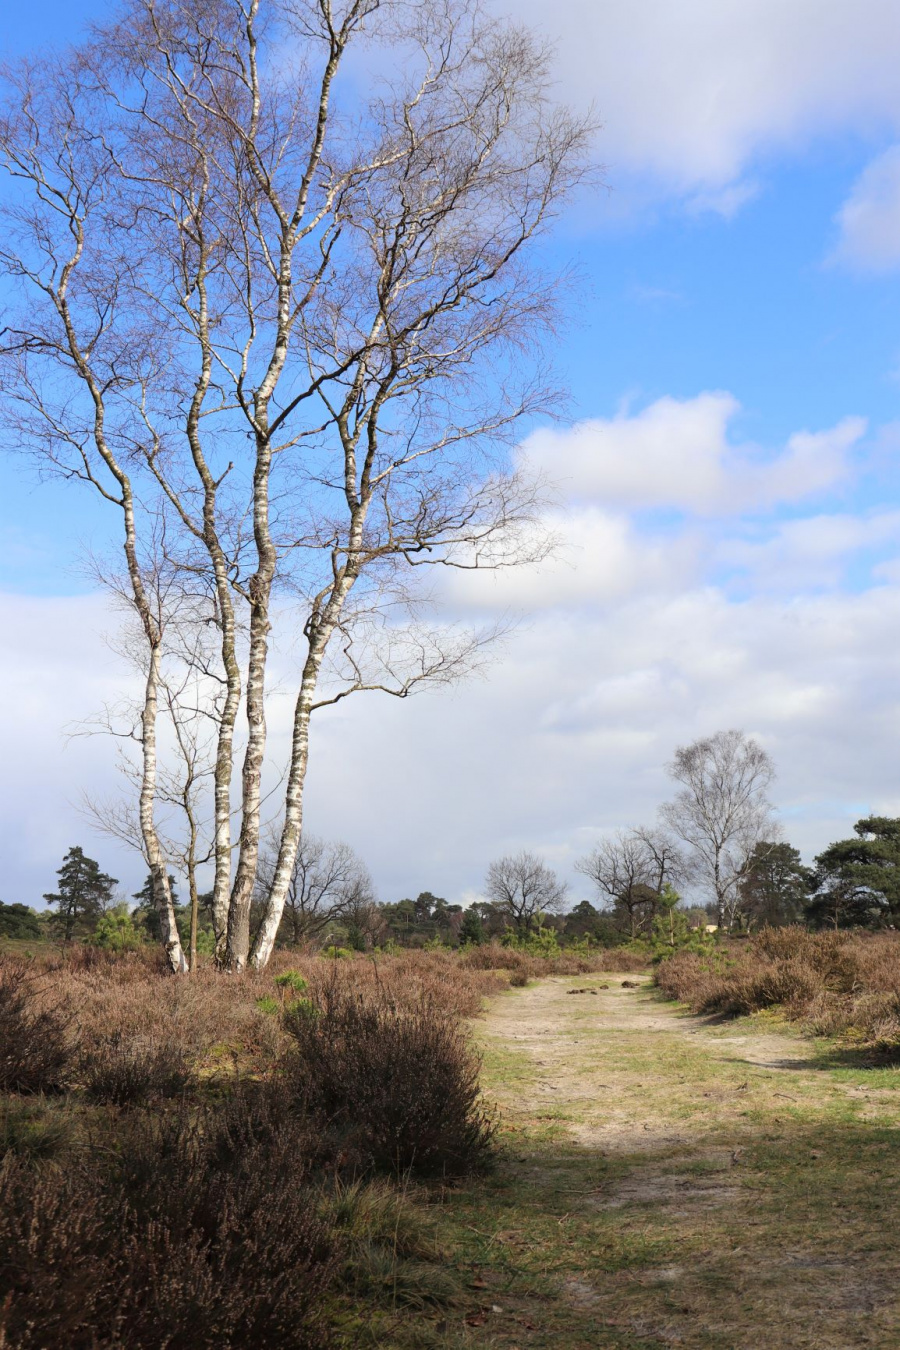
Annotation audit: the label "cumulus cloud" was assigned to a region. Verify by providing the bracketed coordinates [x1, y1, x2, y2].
[720, 512, 900, 590]
[295, 578, 900, 904]
[0, 393, 894, 912]
[441, 506, 699, 612]
[502, 0, 900, 205]
[832, 146, 900, 271]
[5, 543, 900, 909]
[0, 591, 141, 902]
[518, 394, 864, 515]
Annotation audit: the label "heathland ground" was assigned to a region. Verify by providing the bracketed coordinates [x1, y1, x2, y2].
[3, 945, 900, 1348]
[439, 976, 900, 1349]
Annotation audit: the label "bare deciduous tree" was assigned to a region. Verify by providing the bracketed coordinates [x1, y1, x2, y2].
[0, 0, 592, 970]
[576, 827, 684, 938]
[485, 851, 567, 934]
[337, 867, 384, 950]
[254, 833, 367, 947]
[660, 729, 777, 930]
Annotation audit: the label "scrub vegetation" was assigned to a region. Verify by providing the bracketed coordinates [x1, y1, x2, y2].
[4, 934, 900, 1347]
[0, 942, 641, 1348]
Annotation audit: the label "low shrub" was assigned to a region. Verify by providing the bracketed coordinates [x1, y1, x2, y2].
[0, 959, 73, 1094]
[282, 972, 497, 1178]
[0, 1100, 341, 1350]
[656, 929, 900, 1052]
[697, 958, 820, 1017]
[80, 1031, 191, 1107]
[459, 941, 648, 978]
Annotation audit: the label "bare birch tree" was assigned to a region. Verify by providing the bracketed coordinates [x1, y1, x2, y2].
[0, 0, 592, 970]
[660, 729, 777, 930]
[576, 827, 684, 938]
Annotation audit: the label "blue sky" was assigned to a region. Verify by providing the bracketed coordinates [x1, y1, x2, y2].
[2, 0, 900, 907]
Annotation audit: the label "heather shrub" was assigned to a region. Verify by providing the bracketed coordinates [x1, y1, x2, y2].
[656, 931, 900, 1052]
[282, 973, 497, 1178]
[0, 1101, 341, 1350]
[0, 959, 73, 1094]
[699, 959, 820, 1016]
[459, 940, 648, 977]
[80, 1031, 191, 1107]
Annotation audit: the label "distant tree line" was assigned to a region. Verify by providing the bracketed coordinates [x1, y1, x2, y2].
[6, 749, 900, 951]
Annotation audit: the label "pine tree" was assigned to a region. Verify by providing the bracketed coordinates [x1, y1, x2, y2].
[43, 847, 118, 941]
[459, 908, 486, 946]
[133, 873, 180, 942]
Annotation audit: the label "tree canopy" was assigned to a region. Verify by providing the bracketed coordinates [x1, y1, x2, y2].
[43, 847, 117, 942]
[809, 817, 900, 929]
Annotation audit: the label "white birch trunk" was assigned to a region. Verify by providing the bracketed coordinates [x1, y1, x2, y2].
[225, 437, 277, 971]
[248, 665, 318, 968]
[141, 646, 188, 973]
[250, 577, 357, 968]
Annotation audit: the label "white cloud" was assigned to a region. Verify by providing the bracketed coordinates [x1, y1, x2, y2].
[720, 512, 900, 590]
[518, 394, 863, 515]
[833, 146, 900, 272]
[503, 0, 900, 205]
[684, 180, 762, 221]
[0, 591, 142, 903]
[442, 505, 698, 611]
[0, 396, 893, 912]
[296, 578, 900, 903]
[5, 552, 900, 911]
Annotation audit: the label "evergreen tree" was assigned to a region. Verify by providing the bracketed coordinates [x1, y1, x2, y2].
[735, 842, 814, 929]
[565, 900, 600, 938]
[43, 847, 117, 941]
[91, 905, 141, 951]
[459, 907, 486, 946]
[133, 873, 180, 942]
[0, 902, 43, 942]
[810, 817, 900, 929]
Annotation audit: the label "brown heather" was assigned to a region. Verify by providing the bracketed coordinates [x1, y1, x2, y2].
[1, 942, 648, 1086]
[656, 927, 900, 1050]
[0, 940, 653, 1346]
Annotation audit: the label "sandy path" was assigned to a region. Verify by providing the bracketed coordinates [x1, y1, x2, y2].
[479, 973, 815, 1153]
[467, 973, 900, 1349]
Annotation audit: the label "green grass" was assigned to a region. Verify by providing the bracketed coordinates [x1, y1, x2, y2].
[364, 976, 900, 1348]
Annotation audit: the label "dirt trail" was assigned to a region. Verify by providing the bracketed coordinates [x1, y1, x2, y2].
[460, 974, 900, 1349]
[481, 974, 820, 1153]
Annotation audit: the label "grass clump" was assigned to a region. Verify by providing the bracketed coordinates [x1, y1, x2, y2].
[0, 1100, 74, 1165]
[324, 1178, 461, 1310]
